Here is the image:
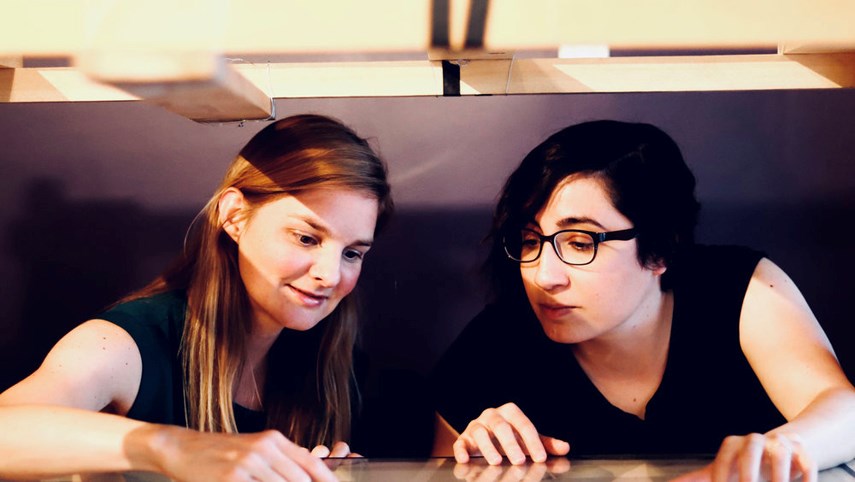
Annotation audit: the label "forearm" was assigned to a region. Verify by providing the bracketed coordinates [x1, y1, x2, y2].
[767, 386, 855, 469]
[0, 405, 169, 479]
[432, 413, 459, 457]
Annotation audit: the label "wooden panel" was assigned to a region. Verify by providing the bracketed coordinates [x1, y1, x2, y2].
[2, 1, 854, 56]
[110, 63, 273, 122]
[3, 54, 853, 120]
[483, 0, 855, 49]
[234, 61, 443, 98]
[461, 54, 855, 94]
[0, 57, 23, 68]
[0, 67, 136, 102]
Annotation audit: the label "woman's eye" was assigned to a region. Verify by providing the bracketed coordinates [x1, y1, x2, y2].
[521, 238, 540, 248]
[561, 236, 594, 252]
[569, 241, 594, 252]
[343, 249, 364, 263]
[294, 233, 319, 247]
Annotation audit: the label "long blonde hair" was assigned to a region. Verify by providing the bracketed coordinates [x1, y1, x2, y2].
[126, 114, 393, 446]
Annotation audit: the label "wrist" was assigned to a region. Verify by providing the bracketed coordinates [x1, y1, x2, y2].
[124, 423, 181, 474]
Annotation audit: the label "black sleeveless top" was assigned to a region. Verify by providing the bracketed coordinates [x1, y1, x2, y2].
[99, 291, 266, 432]
[430, 245, 786, 456]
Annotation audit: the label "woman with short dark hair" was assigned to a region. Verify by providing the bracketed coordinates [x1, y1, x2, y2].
[432, 120, 855, 481]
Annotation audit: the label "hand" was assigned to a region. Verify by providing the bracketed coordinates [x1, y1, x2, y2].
[310, 441, 359, 458]
[148, 427, 337, 482]
[453, 458, 571, 482]
[672, 433, 817, 482]
[453, 403, 570, 466]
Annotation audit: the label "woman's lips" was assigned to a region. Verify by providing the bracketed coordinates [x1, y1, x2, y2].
[537, 302, 578, 318]
[287, 285, 329, 307]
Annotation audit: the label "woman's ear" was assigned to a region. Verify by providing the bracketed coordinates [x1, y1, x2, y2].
[645, 256, 668, 276]
[218, 187, 247, 242]
[650, 258, 668, 277]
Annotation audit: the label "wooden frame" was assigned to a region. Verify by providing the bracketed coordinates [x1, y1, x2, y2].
[2, 1, 854, 121]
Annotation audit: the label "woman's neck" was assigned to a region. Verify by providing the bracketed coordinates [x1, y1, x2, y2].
[570, 289, 674, 419]
[573, 288, 674, 380]
[234, 327, 281, 410]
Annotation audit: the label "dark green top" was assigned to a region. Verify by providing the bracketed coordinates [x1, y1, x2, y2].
[99, 291, 265, 432]
[100, 291, 437, 456]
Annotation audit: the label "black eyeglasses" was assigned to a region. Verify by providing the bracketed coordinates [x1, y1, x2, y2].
[503, 227, 637, 266]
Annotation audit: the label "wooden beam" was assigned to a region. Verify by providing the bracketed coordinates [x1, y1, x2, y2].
[0, 57, 23, 68]
[3, 54, 853, 112]
[73, 50, 272, 122]
[2, 1, 854, 57]
[234, 61, 444, 98]
[483, 0, 855, 50]
[465, 54, 855, 94]
[0, 67, 137, 102]
[113, 64, 273, 122]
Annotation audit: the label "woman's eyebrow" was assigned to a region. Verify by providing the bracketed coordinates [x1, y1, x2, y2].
[555, 216, 607, 230]
[294, 215, 329, 235]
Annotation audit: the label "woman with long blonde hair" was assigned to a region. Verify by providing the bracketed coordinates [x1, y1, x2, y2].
[0, 114, 393, 482]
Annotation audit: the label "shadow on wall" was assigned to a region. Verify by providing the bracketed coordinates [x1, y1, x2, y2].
[0, 178, 192, 392]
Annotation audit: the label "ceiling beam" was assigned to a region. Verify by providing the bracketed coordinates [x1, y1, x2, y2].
[3, 53, 853, 108]
[2, 1, 854, 58]
[0, 57, 23, 68]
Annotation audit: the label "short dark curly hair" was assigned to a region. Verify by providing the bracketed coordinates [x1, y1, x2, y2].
[486, 120, 700, 301]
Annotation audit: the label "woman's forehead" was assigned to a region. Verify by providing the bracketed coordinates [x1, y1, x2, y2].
[534, 176, 624, 228]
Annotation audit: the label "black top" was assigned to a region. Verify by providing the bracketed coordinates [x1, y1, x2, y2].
[430, 245, 786, 456]
[99, 291, 265, 433]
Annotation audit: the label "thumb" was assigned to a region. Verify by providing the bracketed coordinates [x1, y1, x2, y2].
[540, 435, 570, 455]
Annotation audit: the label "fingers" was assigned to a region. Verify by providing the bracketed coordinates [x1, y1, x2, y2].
[470, 420, 506, 465]
[311, 445, 331, 458]
[540, 436, 570, 457]
[765, 436, 794, 482]
[328, 441, 351, 458]
[708, 433, 819, 482]
[765, 435, 816, 482]
[496, 404, 544, 463]
[790, 437, 818, 482]
[711, 436, 741, 482]
[453, 435, 474, 463]
[272, 432, 337, 482]
[737, 433, 765, 482]
[455, 403, 549, 466]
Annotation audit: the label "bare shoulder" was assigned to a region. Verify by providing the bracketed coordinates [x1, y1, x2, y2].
[740, 258, 853, 419]
[0, 319, 142, 414]
[740, 258, 829, 349]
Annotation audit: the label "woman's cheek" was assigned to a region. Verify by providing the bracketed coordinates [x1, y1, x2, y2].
[338, 266, 362, 296]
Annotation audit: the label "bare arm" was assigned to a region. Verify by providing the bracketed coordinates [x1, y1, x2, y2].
[0, 319, 152, 477]
[677, 258, 855, 482]
[740, 258, 855, 468]
[0, 320, 335, 481]
[431, 413, 460, 458]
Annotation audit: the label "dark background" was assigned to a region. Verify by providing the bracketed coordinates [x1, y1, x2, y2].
[1, 92, 853, 446]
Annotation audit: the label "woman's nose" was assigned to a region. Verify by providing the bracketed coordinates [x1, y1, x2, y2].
[533, 243, 570, 291]
[309, 249, 342, 287]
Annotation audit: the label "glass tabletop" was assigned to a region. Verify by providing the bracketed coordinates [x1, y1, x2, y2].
[13, 457, 855, 482]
